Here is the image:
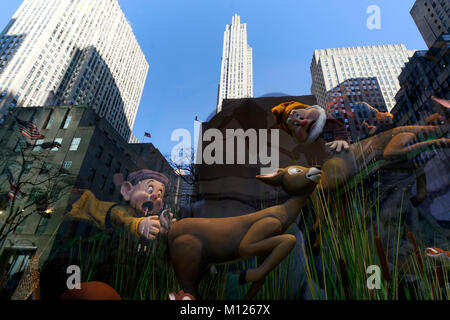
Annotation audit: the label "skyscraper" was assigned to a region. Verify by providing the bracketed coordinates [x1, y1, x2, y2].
[310, 44, 416, 112]
[410, 0, 450, 48]
[0, 0, 149, 141]
[392, 35, 449, 127]
[217, 14, 253, 113]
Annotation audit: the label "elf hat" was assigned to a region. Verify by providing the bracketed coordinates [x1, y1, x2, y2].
[113, 169, 169, 187]
[271, 101, 312, 133]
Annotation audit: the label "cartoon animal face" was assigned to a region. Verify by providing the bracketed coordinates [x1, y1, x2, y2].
[377, 112, 393, 124]
[256, 165, 321, 195]
[120, 178, 165, 216]
[285, 107, 327, 144]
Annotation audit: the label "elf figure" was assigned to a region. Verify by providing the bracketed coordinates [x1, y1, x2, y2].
[272, 101, 350, 153]
[40, 169, 176, 300]
[67, 169, 175, 239]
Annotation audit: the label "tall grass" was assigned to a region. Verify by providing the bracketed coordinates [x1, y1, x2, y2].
[62, 177, 448, 300]
[300, 174, 449, 300]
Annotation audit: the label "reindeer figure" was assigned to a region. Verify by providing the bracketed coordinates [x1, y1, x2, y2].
[307, 99, 449, 254]
[168, 165, 321, 300]
[319, 123, 449, 194]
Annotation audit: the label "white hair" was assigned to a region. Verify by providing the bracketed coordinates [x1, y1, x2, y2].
[290, 105, 327, 145]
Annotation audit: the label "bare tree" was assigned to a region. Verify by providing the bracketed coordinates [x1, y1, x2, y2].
[0, 134, 75, 250]
[166, 147, 199, 186]
[165, 147, 199, 209]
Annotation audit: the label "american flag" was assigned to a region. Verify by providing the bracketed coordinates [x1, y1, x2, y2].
[16, 118, 45, 141]
[144, 132, 151, 138]
[6, 167, 23, 199]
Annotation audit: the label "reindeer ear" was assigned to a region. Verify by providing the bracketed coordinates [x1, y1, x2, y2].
[256, 169, 285, 186]
[431, 96, 450, 109]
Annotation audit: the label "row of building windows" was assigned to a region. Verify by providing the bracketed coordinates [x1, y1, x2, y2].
[32, 137, 81, 152]
[0, 0, 147, 142]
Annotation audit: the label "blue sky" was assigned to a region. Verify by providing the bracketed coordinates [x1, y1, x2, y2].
[0, 0, 426, 157]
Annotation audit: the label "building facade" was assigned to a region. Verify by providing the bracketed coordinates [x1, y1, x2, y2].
[392, 35, 449, 126]
[324, 77, 389, 142]
[173, 169, 194, 211]
[217, 14, 253, 113]
[0, 0, 149, 141]
[310, 44, 416, 112]
[410, 0, 450, 48]
[0, 105, 179, 291]
[196, 95, 317, 219]
[390, 33, 449, 223]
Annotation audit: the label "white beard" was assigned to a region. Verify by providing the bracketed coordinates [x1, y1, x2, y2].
[292, 105, 327, 145]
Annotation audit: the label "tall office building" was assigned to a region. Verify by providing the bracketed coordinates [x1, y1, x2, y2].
[310, 44, 416, 112]
[324, 77, 390, 142]
[217, 14, 253, 113]
[410, 0, 450, 48]
[392, 35, 449, 126]
[0, 0, 149, 141]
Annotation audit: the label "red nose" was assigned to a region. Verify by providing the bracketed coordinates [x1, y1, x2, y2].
[299, 120, 309, 127]
[150, 194, 157, 201]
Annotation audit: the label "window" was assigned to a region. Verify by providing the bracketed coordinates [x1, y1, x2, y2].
[40, 162, 52, 175]
[0, 247, 37, 282]
[35, 216, 49, 235]
[33, 139, 44, 151]
[87, 168, 96, 183]
[23, 161, 32, 175]
[99, 175, 107, 190]
[114, 161, 122, 174]
[14, 140, 27, 152]
[28, 188, 42, 203]
[109, 183, 115, 195]
[63, 161, 72, 169]
[69, 138, 81, 151]
[62, 115, 72, 129]
[95, 145, 103, 158]
[52, 138, 63, 151]
[45, 116, 54, 129]
[105, 154, 113, 167]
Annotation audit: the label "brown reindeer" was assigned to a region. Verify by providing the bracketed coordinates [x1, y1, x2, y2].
[168, 165, 321, 300]
[307, 114, 449, 254]
[319, 123, 449, 192]
[273, 98, 449, 255]
[318, 96, 449, 193]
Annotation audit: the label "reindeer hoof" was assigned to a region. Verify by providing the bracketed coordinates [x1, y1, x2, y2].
[239, 271, 247, 285]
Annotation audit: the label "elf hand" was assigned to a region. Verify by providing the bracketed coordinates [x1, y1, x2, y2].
[326, 140, 350, 153]
[160, 209, 176, 234]
[138, 216, 160, 240]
